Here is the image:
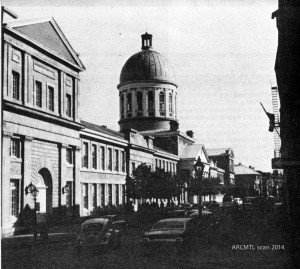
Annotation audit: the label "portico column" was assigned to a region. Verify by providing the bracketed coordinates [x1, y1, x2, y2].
[24, 136, 33, 208]
[74, 146, 81, 217]
[60, 144, 68, 208]
[2, 132, 13, 232]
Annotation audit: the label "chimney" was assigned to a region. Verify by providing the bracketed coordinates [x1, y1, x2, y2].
[186, 130, 194, 138]
[170, 121, 179, 131]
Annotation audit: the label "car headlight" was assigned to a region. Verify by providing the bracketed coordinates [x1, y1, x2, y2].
[175, 237, 183, 242]
[142, 238, 150, 242]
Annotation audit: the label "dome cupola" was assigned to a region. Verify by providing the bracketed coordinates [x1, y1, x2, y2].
[118, 33, 178, 132]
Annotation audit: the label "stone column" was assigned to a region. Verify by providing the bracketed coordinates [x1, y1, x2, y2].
[154, 88, 159, 117]
[23, 136, 33, 208]
[59, 71, 65, 117]
[60, 144, 68, 207]
[165, 89, 169, 118]
[2, 132, 13, 233]
[74, 146, 81, 217]
[132, 89, 137, 117]
[74, 78, 80, 122]
[142, 88, 147, 117]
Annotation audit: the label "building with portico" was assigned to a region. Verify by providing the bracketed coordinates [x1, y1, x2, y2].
[1, 17, 233, 236]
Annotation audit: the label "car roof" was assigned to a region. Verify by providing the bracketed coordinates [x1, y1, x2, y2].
[156, 218, 191, 223]
[82, 218, 109, 225]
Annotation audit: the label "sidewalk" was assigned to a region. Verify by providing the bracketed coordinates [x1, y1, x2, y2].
[1, 222, 81, 249]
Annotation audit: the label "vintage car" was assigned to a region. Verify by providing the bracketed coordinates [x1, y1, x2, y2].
[101, 215, 127, 230]
[75, 218, 121, 255]
[141, 218, 194, 247]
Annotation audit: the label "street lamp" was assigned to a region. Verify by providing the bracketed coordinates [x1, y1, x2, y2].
[62, 184, 70, 194]
[27, 182, 39, 240]
[194, 157, 204, 221]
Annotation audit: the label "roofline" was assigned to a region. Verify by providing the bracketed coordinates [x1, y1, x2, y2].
[117, 79, 178, 89]
[80, 128, 128, 146]
[5, 17, 85, 71]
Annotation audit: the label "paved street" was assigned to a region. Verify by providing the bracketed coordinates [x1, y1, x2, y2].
[1, 215, 294, 269]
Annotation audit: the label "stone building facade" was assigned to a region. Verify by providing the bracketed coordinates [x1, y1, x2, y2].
[1, 18, 233, 236]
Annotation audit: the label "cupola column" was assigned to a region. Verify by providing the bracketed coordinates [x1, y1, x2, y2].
[172, 92, 176, 119]
[154, 89, 159, 117]
[124, 92, 128, 119]
[142, 89, 147, 117]
[132, 89, 137, 117]
[166, 89, 170, 118]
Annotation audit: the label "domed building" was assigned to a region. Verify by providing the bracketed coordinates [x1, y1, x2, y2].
[118, 33, 179, 132]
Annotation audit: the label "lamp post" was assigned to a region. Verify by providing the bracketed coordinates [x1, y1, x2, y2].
[27, 182, 39, 240]
[194, 157, 204, 221]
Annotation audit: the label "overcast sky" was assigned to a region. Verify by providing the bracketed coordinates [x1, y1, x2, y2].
[3, 0, 279, 172]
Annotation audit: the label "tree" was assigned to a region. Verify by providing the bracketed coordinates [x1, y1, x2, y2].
[125, 163, 185, 202]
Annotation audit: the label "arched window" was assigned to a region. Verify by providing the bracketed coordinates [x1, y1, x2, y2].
[148, 91, 154, 111]
[169, 93, 173, 112]
[120, 95, 124, 119]
[137, 92, 143, 111]
[159, 92, 165, 111]
[127, 93, 132, 111]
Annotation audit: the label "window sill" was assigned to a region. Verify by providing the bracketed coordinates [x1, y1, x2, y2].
[11, 157, 22, 163]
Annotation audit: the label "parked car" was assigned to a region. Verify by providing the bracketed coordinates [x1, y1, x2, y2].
[189, 209, 212, 220]
[233, 198, 243, 205]
[167, 209, 187, 218]
[141, 218, 195, 247]
[101, 215, 127, 230]
[202, 201, 221, 210]
[75, 218, 121, 256]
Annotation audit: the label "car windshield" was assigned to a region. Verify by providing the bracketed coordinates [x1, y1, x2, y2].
[152, 221, 185, 230]
[82, 223, 104, 235]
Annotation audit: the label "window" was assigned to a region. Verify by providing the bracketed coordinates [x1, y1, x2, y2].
[159, 92, 165, 111]
[108, 148, 112, 171]
[132, 162, 136, 174]
[35, 81, 42, 107]
[48, 86, 54, 111]
[121, 151, 125, 172]
[137, 92, 143, 111]
[83, 183, 88, 209]
[82, 142, 88, 168]
[148, 91, 154, 111]
[115, 185, 119, 206]
[108, 184, 112, 206]
[10, 180, 19, 217]
[11, 138, 21, 158]
[127, 93, 132, 112]
[122, 185, 126, 204]
[100, 184, 105, 207]
[12, 71, 20, 100]
[120, 95, 124, 119]
[92, 184, 97, 210]
[66, 148, 73, 164]
[66, 94, 72, 117]
[92, 145, 97, 169]
[169, 93, 173, 112]
[114, 149, 119, 171]
[66, 181, 73, 210]
[100, 146, 105, 170]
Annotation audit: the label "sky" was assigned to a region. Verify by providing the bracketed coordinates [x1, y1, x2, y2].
[3, 0, 279, 172]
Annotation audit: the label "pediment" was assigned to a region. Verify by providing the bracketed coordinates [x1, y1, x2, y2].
[7, 17, 85, 70]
